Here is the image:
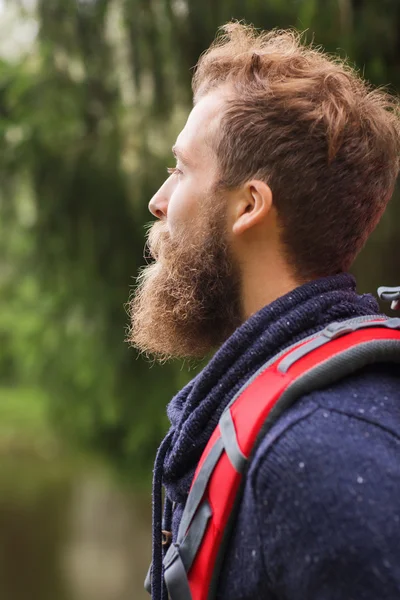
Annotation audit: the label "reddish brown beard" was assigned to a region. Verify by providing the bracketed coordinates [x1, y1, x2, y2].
[128, 201, 242, 361]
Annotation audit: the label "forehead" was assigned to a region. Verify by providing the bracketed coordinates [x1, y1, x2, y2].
[175, 90, 227, 163]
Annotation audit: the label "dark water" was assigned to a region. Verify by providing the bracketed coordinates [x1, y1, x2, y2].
[0, 456, 152, 600]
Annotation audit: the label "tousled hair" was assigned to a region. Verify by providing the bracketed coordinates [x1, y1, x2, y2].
[193, 22, 400, 280]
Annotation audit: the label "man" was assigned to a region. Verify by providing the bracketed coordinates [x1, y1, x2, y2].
[129, 23, 400, 600]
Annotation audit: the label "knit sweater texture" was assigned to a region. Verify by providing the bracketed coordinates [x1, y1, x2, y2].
[153, 273, 400, 600]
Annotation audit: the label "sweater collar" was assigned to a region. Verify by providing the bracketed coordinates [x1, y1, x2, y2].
[162, 273, 380, 502]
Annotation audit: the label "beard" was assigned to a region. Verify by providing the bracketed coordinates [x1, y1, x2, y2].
[128, 194, 242, 361]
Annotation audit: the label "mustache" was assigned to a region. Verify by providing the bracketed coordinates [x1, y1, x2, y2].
[144, 221, 170, 262]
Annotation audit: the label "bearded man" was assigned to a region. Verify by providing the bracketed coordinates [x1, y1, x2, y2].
[129, 23, 400, 600]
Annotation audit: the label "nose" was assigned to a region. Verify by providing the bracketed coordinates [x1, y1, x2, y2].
[148, 179, 170, 219]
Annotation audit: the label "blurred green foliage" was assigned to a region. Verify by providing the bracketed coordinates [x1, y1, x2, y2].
[0, 0, 399, 474]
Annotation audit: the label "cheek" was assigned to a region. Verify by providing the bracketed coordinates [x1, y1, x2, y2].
[167, 180, 201, 235]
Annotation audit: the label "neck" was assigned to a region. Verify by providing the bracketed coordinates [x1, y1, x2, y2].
[240, 251, 302, 320]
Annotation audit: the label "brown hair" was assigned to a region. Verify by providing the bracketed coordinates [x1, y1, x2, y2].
[193, 23, 400, 280]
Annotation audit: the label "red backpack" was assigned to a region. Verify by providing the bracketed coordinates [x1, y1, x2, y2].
[153, 313, 400, 600]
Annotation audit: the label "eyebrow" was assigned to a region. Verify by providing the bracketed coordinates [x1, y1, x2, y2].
[172, 145, 192, 167]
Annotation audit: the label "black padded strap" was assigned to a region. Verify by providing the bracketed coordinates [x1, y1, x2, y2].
[278, 318, 400, 373]
[225, 315, 383, 412]
[177, 437, 224, 543]
[219, 409, 247, 473]
[268, 339, 400, 432]
[207, 337, 400, 600]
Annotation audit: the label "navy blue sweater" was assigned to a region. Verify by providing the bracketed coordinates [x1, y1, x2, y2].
[152, 274, 400, 599]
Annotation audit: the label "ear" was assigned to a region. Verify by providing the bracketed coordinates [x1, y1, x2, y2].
[232, 180, 273, 236]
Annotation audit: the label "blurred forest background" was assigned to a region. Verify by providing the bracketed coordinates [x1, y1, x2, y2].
[0, 1, 399, 599]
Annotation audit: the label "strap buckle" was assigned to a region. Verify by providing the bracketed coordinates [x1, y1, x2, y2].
[377, 286, 400, 311]
[323, 322, 355, 339]
[162, 530, 172, 548]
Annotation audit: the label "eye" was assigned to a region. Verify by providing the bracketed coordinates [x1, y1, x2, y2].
[167, 166, 183, 177]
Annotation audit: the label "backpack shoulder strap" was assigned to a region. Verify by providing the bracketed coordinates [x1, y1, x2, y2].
[162, 317, 400, 600]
